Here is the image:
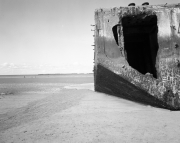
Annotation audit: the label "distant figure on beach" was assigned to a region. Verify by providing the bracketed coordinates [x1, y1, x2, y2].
[24, 76, 25, 78]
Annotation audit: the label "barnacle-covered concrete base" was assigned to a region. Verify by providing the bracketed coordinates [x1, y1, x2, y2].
[93, 3, 180, 110]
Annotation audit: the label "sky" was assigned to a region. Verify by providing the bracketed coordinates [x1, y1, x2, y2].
[0, 0, 179, 75]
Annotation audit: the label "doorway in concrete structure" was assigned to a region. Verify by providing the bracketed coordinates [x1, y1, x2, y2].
[122, 14, 159, 78]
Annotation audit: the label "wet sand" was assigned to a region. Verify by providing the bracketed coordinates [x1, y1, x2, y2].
[1, 83, 180, 143]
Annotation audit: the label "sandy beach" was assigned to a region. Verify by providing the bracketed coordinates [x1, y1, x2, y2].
[1, 78, 180, 143]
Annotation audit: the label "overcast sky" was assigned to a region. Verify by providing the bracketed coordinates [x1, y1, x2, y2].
[0, 0, 179, 75]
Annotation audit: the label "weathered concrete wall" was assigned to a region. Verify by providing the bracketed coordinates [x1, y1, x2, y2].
[94, 4, 180, 109]
[94, 8, 121, 58]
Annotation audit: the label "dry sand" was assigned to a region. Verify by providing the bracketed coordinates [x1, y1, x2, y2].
[0, 83, 180, 143]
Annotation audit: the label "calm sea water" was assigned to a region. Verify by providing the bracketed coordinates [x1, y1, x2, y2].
[0, 74, 94, 84]
[0, 74, 94, 95]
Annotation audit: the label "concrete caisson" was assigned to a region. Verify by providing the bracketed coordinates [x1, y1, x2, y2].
[94, 3, 180, 110]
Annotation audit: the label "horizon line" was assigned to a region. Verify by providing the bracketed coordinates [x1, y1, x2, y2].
[0, 73, 93, 76]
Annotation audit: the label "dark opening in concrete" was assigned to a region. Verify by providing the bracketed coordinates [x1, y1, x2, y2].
[122, 14, 159, 78]
[112, 24, 120, 46]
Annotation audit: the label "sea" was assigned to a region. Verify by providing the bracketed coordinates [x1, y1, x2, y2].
[0, 74, 94, 95]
